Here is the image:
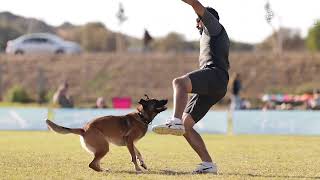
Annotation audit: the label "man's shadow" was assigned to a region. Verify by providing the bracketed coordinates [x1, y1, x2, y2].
[104, 169, 191, 175]
[107, 170, 320, 179]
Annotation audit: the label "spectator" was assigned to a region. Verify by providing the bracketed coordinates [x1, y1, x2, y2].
[143, 29, 153, 52]
[310, 89, 320, 110]
[230, 73, 242, 110]
[262, 101, 276, 111]
[240, 98, 251, 110]
[52, 82, 74, 108]
[93, 97, 107, 109]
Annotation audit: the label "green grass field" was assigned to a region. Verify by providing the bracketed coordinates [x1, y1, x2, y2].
[1, 131, 320, 180]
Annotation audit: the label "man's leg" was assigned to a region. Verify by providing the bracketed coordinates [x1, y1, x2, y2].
[183, 112, 218, 174]
[182, 113, 212, 162]
[172, 76, 193, 119]
[152, 68, 218, 136]
[182, 93, 222, 174]
[152, 75, 192, 136]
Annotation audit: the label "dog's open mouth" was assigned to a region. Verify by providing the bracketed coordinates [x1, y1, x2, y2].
[156, 99, 168, 112]
[156, 106, 167, 112]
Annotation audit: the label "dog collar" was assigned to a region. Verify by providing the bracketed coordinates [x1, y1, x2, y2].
[138, 112, 151, 126]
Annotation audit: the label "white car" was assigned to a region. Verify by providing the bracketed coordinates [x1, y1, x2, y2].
[6, 33, 82, 55]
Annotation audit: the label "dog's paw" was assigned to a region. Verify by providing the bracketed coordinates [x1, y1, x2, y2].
[140, 163, 148, 170]
[139, 160, 147, 170]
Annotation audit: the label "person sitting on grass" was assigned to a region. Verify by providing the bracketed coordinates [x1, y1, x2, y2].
[310, 89, 320, 110]
[52, 82, 74, 108]
[93, 97, 107, 109]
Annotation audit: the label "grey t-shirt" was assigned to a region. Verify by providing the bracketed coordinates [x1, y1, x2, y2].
[199, 9, 230, 71]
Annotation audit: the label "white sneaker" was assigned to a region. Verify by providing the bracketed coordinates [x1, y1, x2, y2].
[152, 118, 185, 136]
[192, 162, 218, 174]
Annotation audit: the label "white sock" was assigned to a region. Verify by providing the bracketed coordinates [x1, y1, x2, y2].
[202, 162, 214, 167]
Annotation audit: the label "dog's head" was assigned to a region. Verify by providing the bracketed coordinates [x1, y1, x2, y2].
[137, 95, 168, 123]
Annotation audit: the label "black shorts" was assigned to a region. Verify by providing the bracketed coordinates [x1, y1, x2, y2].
[184, 67, 229, 123]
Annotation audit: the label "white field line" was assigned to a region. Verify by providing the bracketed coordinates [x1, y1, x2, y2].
[9, 110, 28, 128]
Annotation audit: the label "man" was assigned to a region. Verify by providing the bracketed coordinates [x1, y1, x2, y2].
[152, 0, 229, 174]
[231, 73, 242, 110]
[143, 29, 153, 52]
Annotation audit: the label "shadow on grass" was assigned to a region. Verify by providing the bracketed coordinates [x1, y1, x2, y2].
[106, 169, 192, 175]
[108, 170, 320, 179]
[219, 173, 320, 179]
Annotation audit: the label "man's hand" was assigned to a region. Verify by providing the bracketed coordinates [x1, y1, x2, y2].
[181, 0, 196, 6]
[181, 0, 205, 17]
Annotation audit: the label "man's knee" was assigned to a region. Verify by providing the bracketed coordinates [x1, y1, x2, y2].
[172, 77, 187, 89]
[172, 76, 191, 92]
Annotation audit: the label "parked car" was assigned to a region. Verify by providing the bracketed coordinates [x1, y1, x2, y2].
[6, 33, 82, 55]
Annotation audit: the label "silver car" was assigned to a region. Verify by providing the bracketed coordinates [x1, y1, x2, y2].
[6, 33, 82, 55]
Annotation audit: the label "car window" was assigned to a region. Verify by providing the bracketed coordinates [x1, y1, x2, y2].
[23, 38, 37, 44]
[37, 38, 48, 43]
[23, 38, 50, 44]
[46, 39, 56, 44]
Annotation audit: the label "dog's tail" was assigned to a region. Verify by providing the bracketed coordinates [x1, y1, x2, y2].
[46, 119, 84, 136]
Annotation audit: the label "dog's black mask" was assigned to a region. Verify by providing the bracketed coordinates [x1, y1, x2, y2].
[138, 98, 168, 113]
[137, 95, 168, 123]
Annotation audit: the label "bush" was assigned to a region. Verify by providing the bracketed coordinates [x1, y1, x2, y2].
[307, 20, 320, 52]
[44, 90, 55, 104]
[152, 32, 188, 52]
[5, 86, 32, 103]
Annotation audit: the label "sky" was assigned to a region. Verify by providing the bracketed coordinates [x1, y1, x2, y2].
[0, 0, 319, 43]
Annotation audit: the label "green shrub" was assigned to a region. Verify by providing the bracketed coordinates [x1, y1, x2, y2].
[44, 90, 55, 104]
[5, 86, 32, 103]
[294, 82, 318, 94]
[307, 20, 320, 52]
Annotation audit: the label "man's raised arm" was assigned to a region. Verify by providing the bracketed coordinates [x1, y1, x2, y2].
[181, 0, 222, 36]
[181, 0, 205, 17]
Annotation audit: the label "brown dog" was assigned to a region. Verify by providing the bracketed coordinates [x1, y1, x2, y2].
[46, 96, 167, 172]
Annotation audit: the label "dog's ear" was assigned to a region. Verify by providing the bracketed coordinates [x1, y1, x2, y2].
[144, 94, 150, 100]
[138, 99, 147, 106]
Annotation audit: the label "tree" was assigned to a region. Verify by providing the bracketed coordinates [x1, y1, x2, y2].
[257, 28, 305, 51]
[80, 22, 116, 52]
[153, 32, 187, 52]
[307, 20, 320, 52]
[0, 25, 20, 51]
[230, 41, 254, 51]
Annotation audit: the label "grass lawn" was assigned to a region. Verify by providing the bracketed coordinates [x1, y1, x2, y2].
[0, 131, 320, 179]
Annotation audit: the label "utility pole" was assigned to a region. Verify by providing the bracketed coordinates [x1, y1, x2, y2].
[265, 0, 283, 87]
[116, 2, 128, 53]
[265, 0, 283, 55]
[37, 67, 46, 104]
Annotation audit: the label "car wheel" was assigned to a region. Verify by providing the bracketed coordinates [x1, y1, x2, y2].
[14, 50, 24, 55]
[55, 49, 65, 54]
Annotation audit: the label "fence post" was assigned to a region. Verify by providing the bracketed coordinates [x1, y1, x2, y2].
[227, 111, 233, 136]
[37, 67, 46, 104]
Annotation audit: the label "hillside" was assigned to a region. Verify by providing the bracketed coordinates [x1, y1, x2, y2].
[0, 11, 55, 34]
[0, 52, 319, 107]
[0, 11, 256, 53]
